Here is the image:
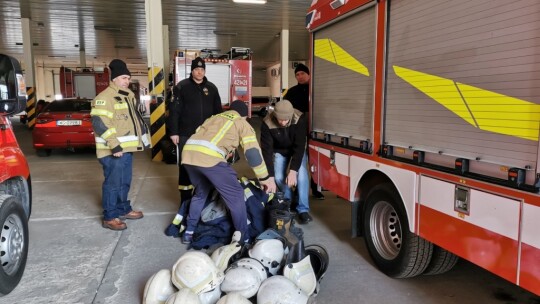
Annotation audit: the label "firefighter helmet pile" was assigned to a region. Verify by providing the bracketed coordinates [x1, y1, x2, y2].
[143, 195, 329, 304]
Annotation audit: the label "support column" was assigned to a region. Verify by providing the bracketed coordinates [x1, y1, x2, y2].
[280, 29, 289, 95]
[145, 0, 166, 161]
[35, 63, 45, 101]
[22, 18, 37, 128]
[80, 49, 87, 68]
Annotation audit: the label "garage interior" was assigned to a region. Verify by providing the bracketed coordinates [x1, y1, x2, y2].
[1, 0, 539, 303]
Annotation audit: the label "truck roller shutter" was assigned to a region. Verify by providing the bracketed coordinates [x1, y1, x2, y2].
[385, 0, 540, 172]
[312, 5, 376, 140]
[205, 64, 231, 106]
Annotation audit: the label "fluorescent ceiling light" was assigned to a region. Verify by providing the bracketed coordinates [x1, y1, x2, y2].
[94, 25, 122, 32]
[233, 0, 267, 4]
[115, 45, 134, 49]
[213, 30, 237, 36]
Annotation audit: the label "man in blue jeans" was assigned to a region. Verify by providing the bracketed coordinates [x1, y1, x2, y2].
[260, 100, 312, 223]
[91, 59, 150, 230]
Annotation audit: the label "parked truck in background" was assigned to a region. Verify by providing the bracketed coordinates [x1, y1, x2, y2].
[0, 54, 32, 295]
[307, 0, 540, 296]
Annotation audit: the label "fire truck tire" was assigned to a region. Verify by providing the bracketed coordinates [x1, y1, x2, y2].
[0, 195, 29, 296]
[36, 149, 52, 157]
[363, 183, 433, 278]
[422, 245, 459, 275]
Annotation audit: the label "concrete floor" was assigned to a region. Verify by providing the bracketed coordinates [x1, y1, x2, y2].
[3, 116, 539, 304]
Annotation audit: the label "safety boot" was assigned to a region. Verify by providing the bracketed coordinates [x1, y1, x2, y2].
[102, 218, 127, 230]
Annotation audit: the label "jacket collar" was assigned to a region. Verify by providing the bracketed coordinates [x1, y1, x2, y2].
[109, 81, 131, 96]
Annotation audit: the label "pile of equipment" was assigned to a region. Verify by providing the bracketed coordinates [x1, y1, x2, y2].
[144, 195, 329, 304]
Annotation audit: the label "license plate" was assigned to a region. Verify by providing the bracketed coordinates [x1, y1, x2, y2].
[57, 120, 82, 126]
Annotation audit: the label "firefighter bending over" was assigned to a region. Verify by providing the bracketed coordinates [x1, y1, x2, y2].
[180, 100, 277, 244]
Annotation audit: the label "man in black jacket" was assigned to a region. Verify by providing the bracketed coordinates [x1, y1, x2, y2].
[260, 100, 313, 223]
[283, 63, 325, 200]
[165, 57, 223, 236]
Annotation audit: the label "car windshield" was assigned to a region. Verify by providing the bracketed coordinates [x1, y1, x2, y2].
[45, 99, 91, 112]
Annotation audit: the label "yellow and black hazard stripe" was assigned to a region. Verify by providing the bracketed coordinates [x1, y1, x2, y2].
[25, 87, 36, 129]
[148, 67, 166, 161]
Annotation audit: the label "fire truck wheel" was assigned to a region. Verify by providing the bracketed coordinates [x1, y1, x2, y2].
[363, 183, 433, 278]
[0, 195, 29, 296]
[422, 245, 459, 275]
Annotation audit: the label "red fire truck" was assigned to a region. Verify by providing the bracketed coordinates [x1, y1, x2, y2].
[307, 0, 540, 296]
[173, 47, 252, 116]
[59, 66, 109, 99]
[0, 54, 32, 296]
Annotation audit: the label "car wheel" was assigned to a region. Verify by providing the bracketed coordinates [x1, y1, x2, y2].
[363, 184, 433, 278]
[36, 149, 52, 157]
[0, 195, 29, 296]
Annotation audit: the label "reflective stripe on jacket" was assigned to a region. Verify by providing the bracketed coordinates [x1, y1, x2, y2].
[90, 82, 150, 158]
[182, 110, 269, 180]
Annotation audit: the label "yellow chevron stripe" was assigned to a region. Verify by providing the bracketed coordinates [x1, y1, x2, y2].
[148, 66, 165, 162]
[393, 66, 540, 141]
[26, 87, 36, 128]
[314, 38, 370, 76]
[150, 101, 165, 125]
[151, 124, 166, 147]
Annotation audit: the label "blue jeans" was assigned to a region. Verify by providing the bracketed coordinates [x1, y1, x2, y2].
[98, 153, 133, 221]
[274, 151, 309, 213]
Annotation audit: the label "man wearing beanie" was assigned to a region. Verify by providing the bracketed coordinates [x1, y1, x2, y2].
[165, 56, 223, 237]
[90, 59, 150, 230]
[260, 99, 313, 223]
[283, 62, 325, 200]
[180, 100, 276, 244]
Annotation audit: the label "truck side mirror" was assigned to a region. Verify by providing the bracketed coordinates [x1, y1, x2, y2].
[0, 54, 27, 116]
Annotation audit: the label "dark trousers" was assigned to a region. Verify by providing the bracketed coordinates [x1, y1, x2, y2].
[98, 153, 133, 221]
[177, 136, 193, 213]
[184, 162, 247, 239]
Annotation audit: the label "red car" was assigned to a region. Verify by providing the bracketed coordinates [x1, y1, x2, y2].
[32, 98, 95, 156]
[0, 54, 31, 296]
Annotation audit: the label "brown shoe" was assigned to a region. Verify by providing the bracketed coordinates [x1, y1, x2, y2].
[121, 210, 144, 220]
[102, 218, 127, 230]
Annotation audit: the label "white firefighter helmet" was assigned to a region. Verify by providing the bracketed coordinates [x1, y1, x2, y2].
[221, 258, 267, 298]
[216, 292, 252, 304]
[198, 285, 222, 304]
[248, 239, 285, 276]
[211, 241, 242, 272]
[305, 244, 329, 282]
[283, 255, 317, 296]
[256, 275, 309, 304]
[171, 251, 224, 294]
[234, 257, 268, 283]
[165, 289, 201, 304]
[143, 269, 177, 304]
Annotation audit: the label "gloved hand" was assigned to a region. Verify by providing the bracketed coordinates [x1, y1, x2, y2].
[286, 170, 297, 188]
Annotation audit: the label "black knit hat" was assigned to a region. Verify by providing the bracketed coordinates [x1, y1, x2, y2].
[294, 63, 310, 75]
[230, 100, 248, 117]
[109, 59, 131, 80]
[191, 57, 206, 71]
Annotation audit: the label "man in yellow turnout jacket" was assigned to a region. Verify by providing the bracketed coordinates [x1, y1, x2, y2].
[181, 100, 277, 244]
[90, 59, 150, 231]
